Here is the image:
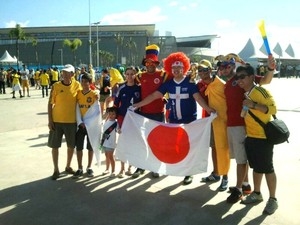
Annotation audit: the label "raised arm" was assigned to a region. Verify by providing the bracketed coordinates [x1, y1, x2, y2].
[259, 54, 276, 85]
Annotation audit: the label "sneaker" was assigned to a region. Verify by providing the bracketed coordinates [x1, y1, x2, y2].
[109, 172, 116, 178]
[73, 169, 83, 178]
[12, 96, 16, 99]
[227, 187, 243, 203]
[125, 170, 132, 176]
[218, 178, 228, 192]
[86, 168, 94, 177]
[151, 172, 159, 178]
[51, 171, 60, 180]
[102, 170, 109, 175]
[118, 172, 125, 178]
[65, 167, 75, 174]
[201, 173, 220, 182]
[183, 176, 193, 185]
[132, 168, 145, 178]
[229, 184, 252, 195]
[263, 198, 278, 215]
[241, 192, 263, 204]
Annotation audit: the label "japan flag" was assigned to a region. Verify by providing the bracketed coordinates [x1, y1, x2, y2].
[115, 110, 216, 176]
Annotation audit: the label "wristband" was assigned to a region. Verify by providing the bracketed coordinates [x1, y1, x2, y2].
[267, 67, 274, 71]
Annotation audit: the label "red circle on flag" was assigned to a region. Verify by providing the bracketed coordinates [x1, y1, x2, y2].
[147, 125, 190, 164]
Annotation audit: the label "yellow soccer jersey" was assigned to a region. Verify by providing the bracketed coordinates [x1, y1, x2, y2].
[51, 70, 59, 81]
[77, 90, 99, 117]
[50, 80, 82, 123]
[12, 74, 21, 85]
[40, 73, 49, 86]
[245, 86, 277, 139]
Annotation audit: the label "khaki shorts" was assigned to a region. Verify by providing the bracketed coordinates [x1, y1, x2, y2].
[22, 80, 29, 89]
[227, 126, 248, 164]
[48, 123, 77, 148]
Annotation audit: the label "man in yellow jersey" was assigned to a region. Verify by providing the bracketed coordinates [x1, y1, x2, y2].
[50, 67, 60, 88]
[48, 64, 82, 180]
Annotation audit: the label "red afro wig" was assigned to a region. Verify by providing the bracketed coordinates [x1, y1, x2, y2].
[163, 52, 190, 76]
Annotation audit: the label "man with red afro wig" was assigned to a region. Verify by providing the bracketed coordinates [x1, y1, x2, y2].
[134, 52, 215, 185]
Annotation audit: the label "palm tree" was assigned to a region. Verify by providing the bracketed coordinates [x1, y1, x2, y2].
[114, 33, 124, 63]
[9, 24, 27, 69]
[63, 38, 82, 66]
[125, 37, 137, 65]
[99, 50, 114, 67]
[31, 38, 39, 67]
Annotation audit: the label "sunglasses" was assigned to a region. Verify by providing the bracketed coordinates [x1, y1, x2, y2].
[220, 64, 231, 70]
[198, 68, 209, 72]
[235, 73, 250, 80]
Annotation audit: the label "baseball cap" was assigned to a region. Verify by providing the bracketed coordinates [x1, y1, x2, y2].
[62, 64, 75, 73]
[198, 59, 212, 69]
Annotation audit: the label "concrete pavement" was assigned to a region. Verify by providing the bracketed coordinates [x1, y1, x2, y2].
[0, 79, 300, 225]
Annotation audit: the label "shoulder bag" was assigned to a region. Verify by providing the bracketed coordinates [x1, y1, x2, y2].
[248, 110, 290, 145]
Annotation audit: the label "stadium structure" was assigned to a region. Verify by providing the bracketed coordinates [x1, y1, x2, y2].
[0, 24, 217, 69]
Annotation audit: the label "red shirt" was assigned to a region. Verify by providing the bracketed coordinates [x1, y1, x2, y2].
[224, 75, 262, 126]
[136, 70, 168, 114]
[196, 80, 209, 118]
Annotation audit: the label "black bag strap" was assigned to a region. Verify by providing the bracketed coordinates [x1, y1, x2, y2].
[100, 121, 117, 146]
[248, 110, 276, 128]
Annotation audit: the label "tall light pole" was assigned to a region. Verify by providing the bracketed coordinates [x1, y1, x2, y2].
[92, 21, 101, 69]
[88, 0, 92, 66]
[58, 49, 63, 65]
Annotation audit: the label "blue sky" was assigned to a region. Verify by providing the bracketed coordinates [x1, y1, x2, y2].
[2, 0, 300, 55]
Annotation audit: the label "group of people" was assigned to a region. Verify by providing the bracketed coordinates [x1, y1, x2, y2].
[47, 44, 279, 216]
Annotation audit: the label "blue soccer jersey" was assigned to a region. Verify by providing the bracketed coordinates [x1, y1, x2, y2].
[114, 83, 141, 116]
[159, 77, 198, 124]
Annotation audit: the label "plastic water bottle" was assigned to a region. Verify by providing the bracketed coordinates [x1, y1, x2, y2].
[240, 105, 249, 117]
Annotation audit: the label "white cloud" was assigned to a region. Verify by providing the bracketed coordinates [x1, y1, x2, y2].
[102, 7, 167, 25]
[215, 19, 237, 29]
[169, 1, 179, 6]
[5, 20, 30, 28]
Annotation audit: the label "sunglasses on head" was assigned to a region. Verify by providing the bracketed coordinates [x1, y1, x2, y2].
[198, 68, 209, 72]
[235, 73, 250, 80]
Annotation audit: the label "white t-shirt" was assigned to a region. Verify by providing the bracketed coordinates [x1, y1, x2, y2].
[102, 120, 117, 149]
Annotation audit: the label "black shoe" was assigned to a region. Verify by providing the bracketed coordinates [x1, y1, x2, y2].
[132, 168, 145, 178]
[229, 184, 252, 195]
[183, 176, 193, 185]
[51, 171, 60, 180]
[86, 168, 94, 177]
[227, 187, 242, 203]
[72, 169, 83, 179]
[151, 172, 159, 178]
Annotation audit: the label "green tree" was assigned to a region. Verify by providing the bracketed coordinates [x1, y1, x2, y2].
[114, 33, 124, 64]
[9, 24, 27, 68]
[99, 50, 114, 67]
[63, 38, 82, 66]
[125, 37, 137, 65]
[31, 38, 39, 67]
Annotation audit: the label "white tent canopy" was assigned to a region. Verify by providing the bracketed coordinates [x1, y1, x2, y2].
[0, 50, 17, 63]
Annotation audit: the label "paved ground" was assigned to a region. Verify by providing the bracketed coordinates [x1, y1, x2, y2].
[0, 78, 300, 225]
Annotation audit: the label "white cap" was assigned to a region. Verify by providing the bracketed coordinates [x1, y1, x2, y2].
[62, 64, 75, 73]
